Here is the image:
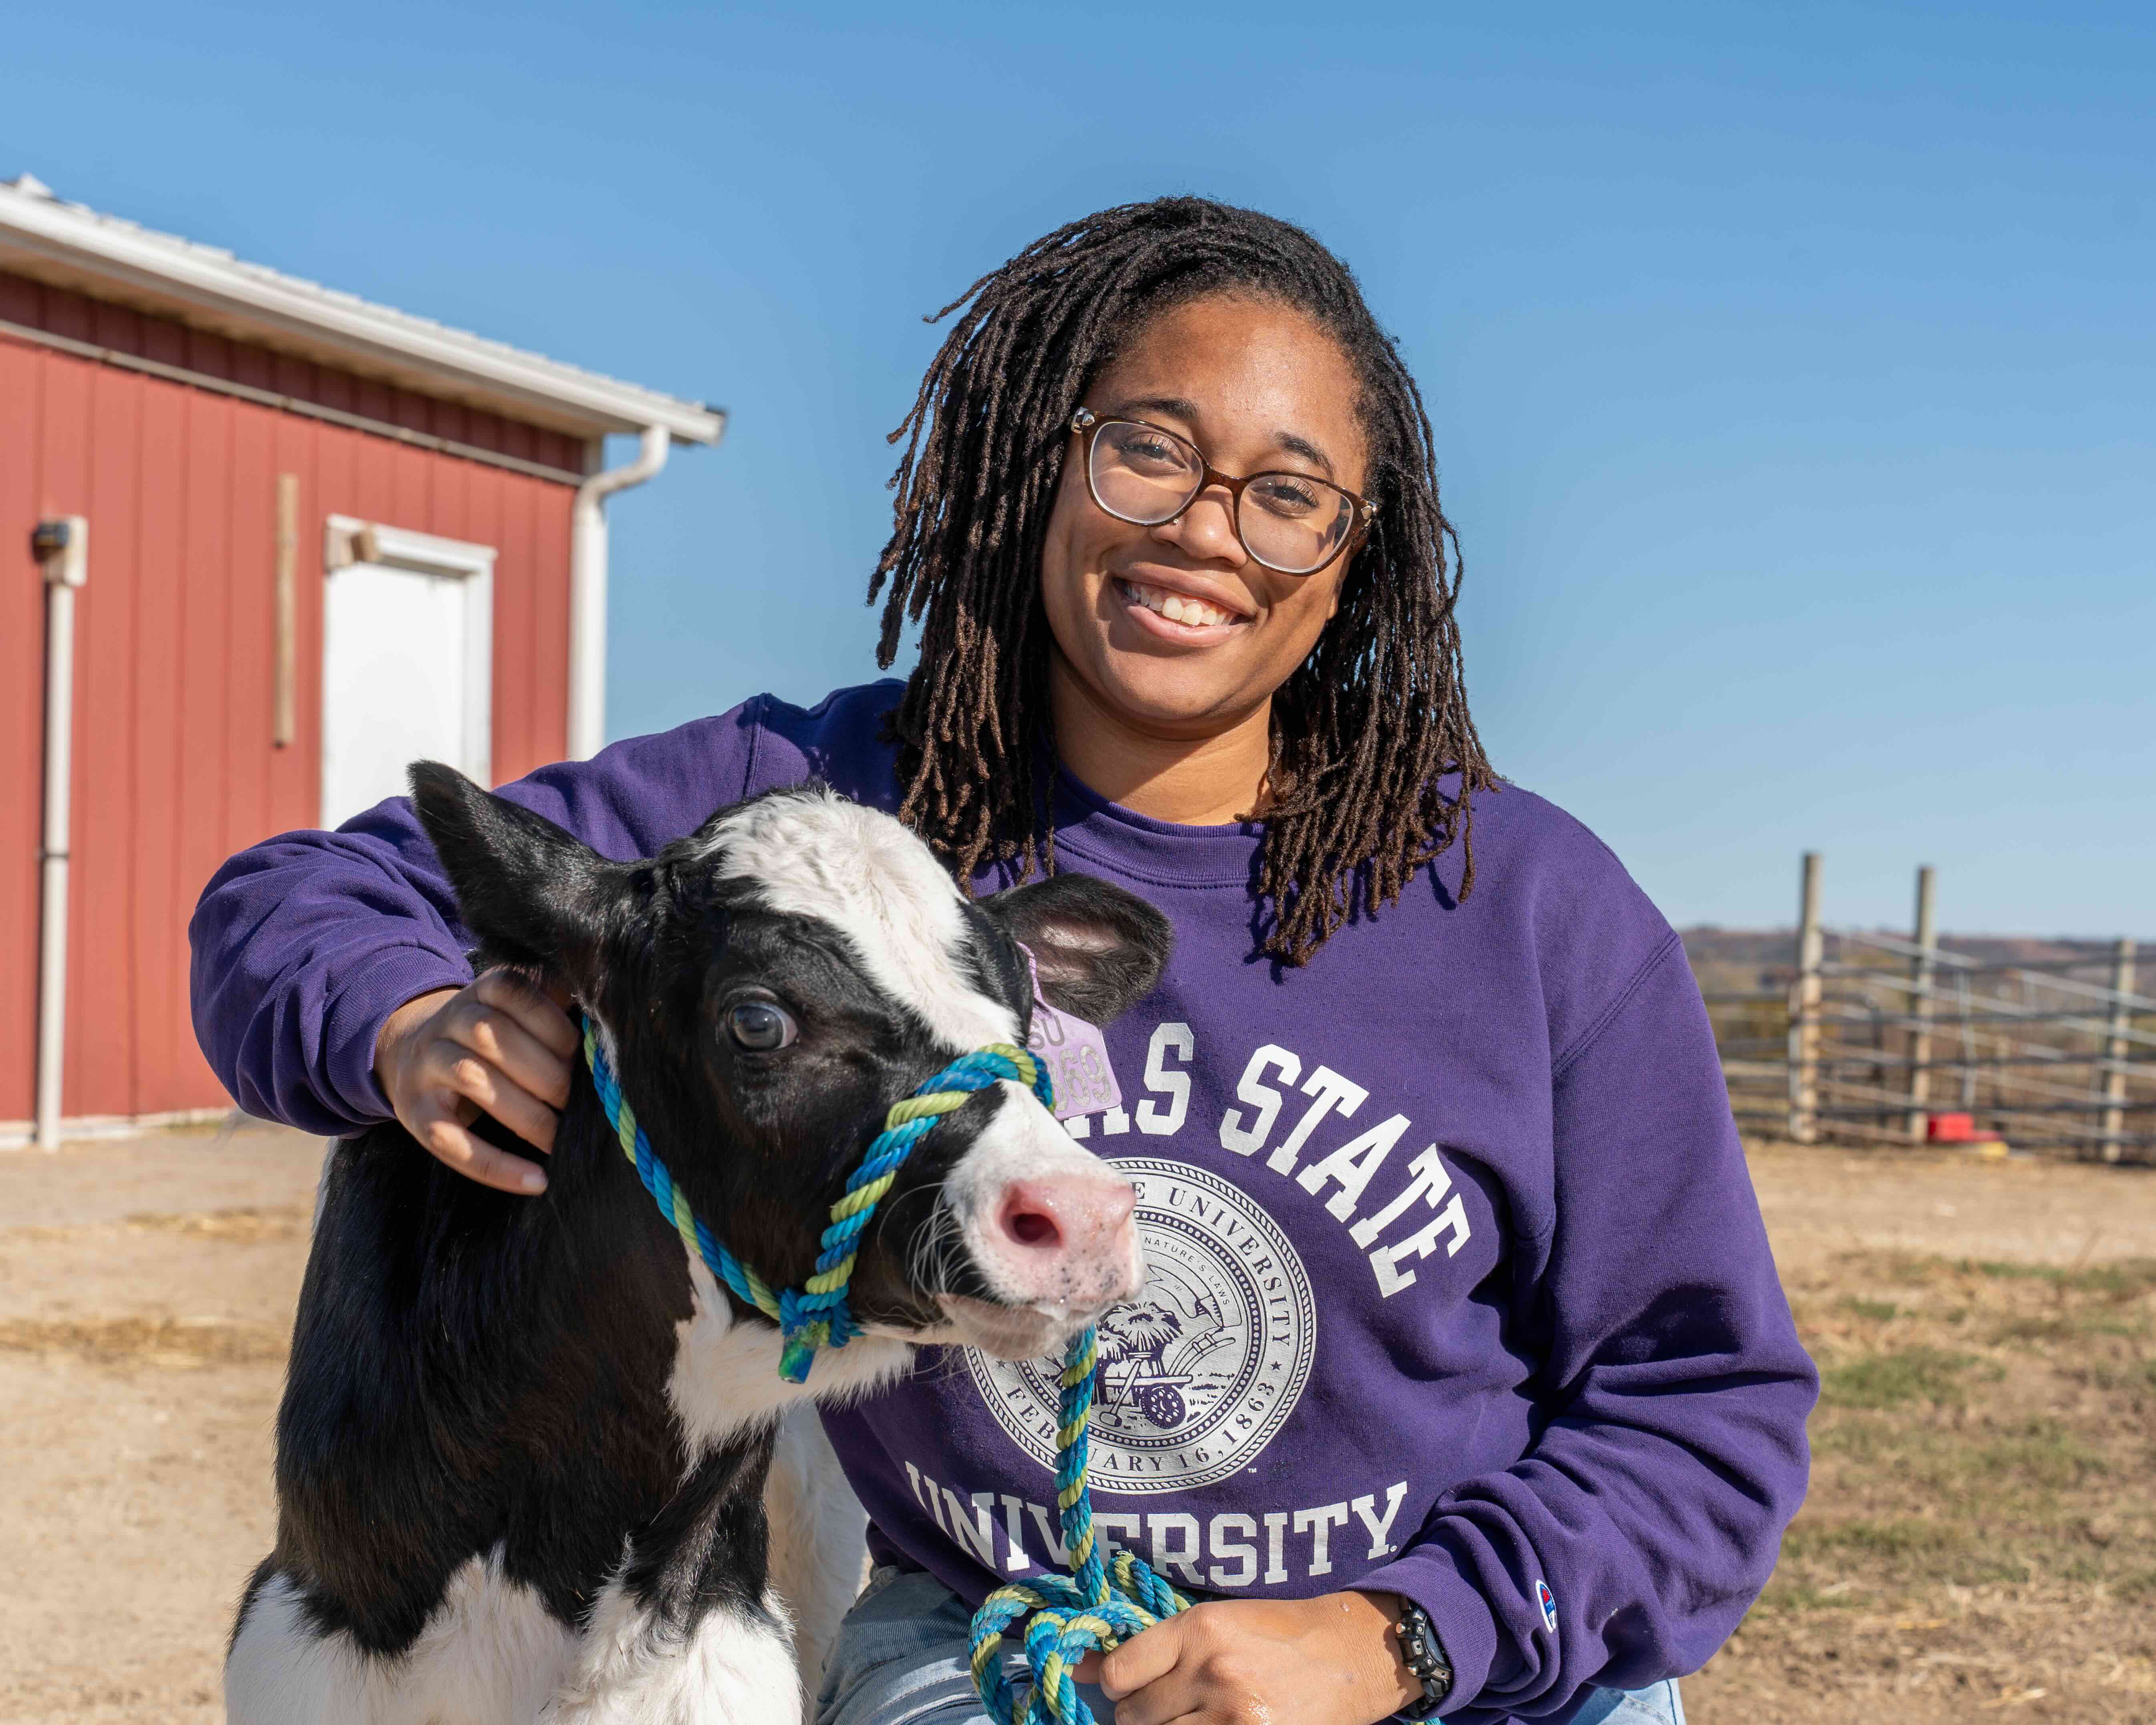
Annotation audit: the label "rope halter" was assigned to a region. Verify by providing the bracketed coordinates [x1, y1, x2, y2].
[584, 1012, 1192, 1725]
[583, 1018, 1050, 1384]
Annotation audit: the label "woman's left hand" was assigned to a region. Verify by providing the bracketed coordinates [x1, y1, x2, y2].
[1079, 1590, 1420, 1725]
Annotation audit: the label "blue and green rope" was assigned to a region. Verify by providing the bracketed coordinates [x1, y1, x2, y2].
[584, 1019, 1051, 1382]
[965, 1323, 1192, 1725]
[584, 1017, 1189, 1722]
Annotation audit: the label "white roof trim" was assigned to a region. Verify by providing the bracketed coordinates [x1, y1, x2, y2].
[0, 175, 723, 445]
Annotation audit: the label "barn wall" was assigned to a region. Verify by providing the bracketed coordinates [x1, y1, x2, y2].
[0, 270, 590, 478]
[2, 324, 574, 1124]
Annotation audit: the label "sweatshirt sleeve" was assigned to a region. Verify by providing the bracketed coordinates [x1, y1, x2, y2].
[1359, 936, 1816, 1719]
[188, 700, 773, 1138]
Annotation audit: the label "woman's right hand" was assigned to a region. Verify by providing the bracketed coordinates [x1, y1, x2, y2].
[373, 970, 578, 1195]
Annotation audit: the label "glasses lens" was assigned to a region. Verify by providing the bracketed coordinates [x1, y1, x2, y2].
[1237, 474, 1356, 575]
[1089, 420, 1202, 526]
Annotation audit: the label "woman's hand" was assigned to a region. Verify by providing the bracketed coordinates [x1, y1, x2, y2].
[373, 970, 578, 1195]
[1081, 1591, 1419, 1725]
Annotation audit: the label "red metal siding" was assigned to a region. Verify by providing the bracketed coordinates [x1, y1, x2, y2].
[0, 270, 589, 477]
[2, 326, 575, 1124]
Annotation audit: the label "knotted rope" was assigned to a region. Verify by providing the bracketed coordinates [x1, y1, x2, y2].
[966, 1324, 1193, 1725]
[583, 1019, 1050, 1384]
[586, 1015, 1191, 1719]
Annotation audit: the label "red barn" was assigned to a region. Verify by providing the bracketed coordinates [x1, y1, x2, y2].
[2, 173, 724, 1144]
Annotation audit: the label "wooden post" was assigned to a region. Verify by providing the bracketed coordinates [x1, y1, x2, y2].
[2100, 937, 2137, 1164]
[1906, 865, 1937, 1142]
[1790, 852, 1823, 1144]
[274, 473, 299, 748]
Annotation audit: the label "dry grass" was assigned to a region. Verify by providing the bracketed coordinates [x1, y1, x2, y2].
[5, 1129, 2153, 1723]
[1688, 1250, 2156, 1721]
[6, 1206, 306, 1245]
[0, 1315, 286, 1368]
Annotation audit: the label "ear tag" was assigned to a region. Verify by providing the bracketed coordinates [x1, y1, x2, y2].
[1018, 944, 1123, 1122]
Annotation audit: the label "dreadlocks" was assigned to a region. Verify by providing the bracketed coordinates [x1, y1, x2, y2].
[869, 196, 1496, 965]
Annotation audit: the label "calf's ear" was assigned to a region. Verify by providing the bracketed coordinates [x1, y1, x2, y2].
[981, 873, 1173, 1026]
[409, 762, 618, 995]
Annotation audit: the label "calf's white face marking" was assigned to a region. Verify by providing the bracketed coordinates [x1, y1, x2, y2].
[706, 788, 1017, 1052]
[701, 786, 1145, 1360]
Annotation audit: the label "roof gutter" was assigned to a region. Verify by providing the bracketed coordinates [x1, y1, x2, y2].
[569, 425, 672, 760]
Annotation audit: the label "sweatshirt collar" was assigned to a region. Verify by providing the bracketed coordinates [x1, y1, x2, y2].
[1043, 765, 1263, 889]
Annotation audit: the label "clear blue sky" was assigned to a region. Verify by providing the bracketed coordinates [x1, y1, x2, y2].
[7, 2, 2150, 937]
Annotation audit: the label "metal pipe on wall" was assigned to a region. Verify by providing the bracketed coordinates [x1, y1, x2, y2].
[567, 425, 671, 762]
[33, 516, 88, 1150]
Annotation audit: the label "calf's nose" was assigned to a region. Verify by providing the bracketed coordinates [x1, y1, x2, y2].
[997, 1176, 1135, 1257]
[984, 1172, 1143, 1310]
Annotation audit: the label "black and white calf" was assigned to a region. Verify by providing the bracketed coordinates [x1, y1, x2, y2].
[227, 769, 1171, 1724]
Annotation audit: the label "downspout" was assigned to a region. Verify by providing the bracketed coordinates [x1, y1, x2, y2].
[33, 517, 87, 1150]
[567, 424, 670, 761]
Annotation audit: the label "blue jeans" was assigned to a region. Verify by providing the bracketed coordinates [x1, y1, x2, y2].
[815, 1568, 1685, 1725]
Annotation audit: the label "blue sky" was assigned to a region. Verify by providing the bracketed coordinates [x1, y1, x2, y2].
[6, 2, 2150, 936]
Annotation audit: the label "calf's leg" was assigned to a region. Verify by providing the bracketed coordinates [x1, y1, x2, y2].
[764, 1405, 872, 1697]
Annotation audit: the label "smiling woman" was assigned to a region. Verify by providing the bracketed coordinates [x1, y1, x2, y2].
[190, 195, 1815, 1725]
[871, 200, 1493, 962]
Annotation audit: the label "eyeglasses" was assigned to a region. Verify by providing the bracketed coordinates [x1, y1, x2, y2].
[1070, 408, 1374, 577]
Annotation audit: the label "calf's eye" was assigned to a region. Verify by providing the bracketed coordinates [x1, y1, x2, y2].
[725, 1000, 797, 1052]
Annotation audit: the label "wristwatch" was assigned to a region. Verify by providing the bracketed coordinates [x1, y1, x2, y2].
[1392, 1597, 1455, 1720]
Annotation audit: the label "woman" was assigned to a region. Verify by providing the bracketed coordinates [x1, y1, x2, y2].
[193, 197, 1813, 1725]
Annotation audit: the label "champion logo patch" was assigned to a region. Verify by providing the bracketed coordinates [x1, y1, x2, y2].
[1536, 1579, 1558, 1632]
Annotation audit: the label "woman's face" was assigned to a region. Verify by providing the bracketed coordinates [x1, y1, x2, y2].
[1038, 294, 1371, 745]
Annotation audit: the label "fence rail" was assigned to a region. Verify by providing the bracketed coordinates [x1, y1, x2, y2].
[1701, 857, 2150, 1164]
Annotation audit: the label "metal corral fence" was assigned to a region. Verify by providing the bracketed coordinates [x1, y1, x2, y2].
[1699, 856, 2152, 1164]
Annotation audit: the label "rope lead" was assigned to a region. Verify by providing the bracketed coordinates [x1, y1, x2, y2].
[967, 1324, 1192, 1725]
[584, 1016, 1190, 1718]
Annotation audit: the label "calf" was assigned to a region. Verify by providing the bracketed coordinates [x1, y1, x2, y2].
[226, 768, 1170, 1724]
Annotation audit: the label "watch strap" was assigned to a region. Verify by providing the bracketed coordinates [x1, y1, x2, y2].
[1393, 1597, 1455, 1720]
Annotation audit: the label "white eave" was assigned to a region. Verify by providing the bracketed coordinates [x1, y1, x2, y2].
[0, 174, 724, 446]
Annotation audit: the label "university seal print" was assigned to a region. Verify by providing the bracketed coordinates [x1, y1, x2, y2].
[965, 1158, 1317, 1492]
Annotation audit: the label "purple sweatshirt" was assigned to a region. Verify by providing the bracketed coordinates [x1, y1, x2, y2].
[191, 682, 1814, 1723]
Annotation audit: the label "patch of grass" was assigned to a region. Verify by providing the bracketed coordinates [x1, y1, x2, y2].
[1722, 1201, 2156, 1716]
[1820, 1344, 1978, 1409]
[1791, 1517, 1972, 1560]
[1968, 1257, 2156, 1300]
[2118, 1568, 2156, 1600]
[1813, 1421, 1884, 1459]
[0, 1315, 285, 1366]
[1987, 1312, 2141, 1346]
[1756, 1579, 1864, 1612]
[1971, 1258, 2060, 1282]
[7, 1205, 307, 1245]
[1975, 1420, 2107, 1490]
[1845, 1249, 1942, 1287]
[1777, 1515, 2039, 1587]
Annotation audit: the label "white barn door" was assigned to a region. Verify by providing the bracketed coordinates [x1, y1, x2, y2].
[321, 516, 495, 830]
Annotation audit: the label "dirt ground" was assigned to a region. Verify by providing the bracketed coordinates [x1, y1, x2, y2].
[1, 1126, 2150, 1723]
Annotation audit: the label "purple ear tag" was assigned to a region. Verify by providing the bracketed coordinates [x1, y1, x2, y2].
[1017, 943, 1123, 1122]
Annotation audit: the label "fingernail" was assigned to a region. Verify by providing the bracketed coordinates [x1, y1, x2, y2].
[521, 1170, 548, 1194]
